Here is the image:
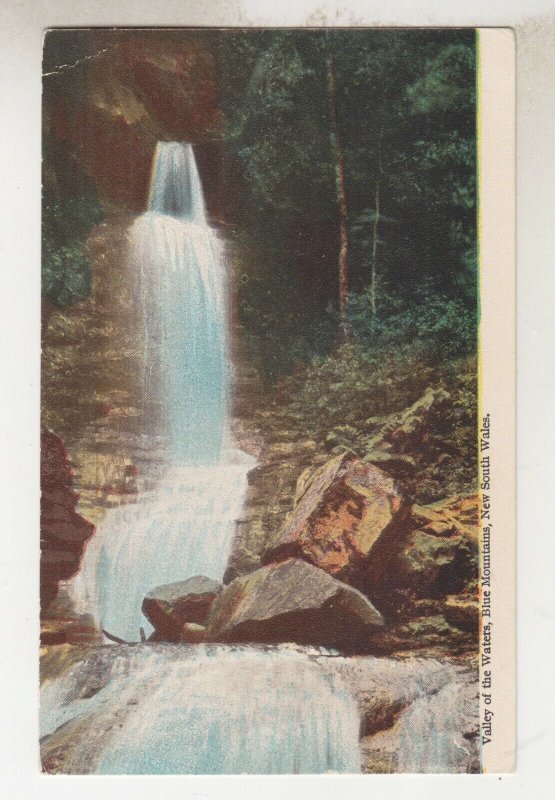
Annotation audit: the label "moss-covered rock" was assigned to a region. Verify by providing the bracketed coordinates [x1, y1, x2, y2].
[393, 529, 476, 599]
[262, 453, 411, 594]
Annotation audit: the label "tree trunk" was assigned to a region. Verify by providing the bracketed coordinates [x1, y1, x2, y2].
[370, 127, 383, 321]
[326, 53, 350, 341]
[370, 177, 380, 318]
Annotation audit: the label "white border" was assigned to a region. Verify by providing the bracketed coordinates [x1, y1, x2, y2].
[1, 1, 554, 797]
[478, 28, 516, 773]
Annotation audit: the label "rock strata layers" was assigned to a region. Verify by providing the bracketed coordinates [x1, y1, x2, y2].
[41, 430, 95, 611]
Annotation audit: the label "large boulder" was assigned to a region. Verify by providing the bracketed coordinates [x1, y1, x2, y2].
[142, 576, 222, 642]
[41, 430, 95, 611]
[261, 453, 410, 594]
[205, 558, 384, 653]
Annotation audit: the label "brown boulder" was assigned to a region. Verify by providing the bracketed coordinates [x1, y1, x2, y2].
[205, 558, 384, 653]
[142, 576, 222, 642]
[262, 453, 410, 593]
[180, 623, 207, 644]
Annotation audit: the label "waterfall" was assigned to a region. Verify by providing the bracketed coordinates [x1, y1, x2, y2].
[71, 454, 253, 641]
[70, 142, 254, 640]
[40, 645, 362, 775]
[135, 141, 228, 464]
[43, 143, 479, 779]
[396, 680, 477, 772]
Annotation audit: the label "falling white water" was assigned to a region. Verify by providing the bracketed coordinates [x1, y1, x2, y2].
[40, 645, 362, 775]
[71, 451, 254, 641]
[134, 141, 228, 464]
[396, 680, 477, 773]
[332, 656, 479, 773]
[148, 140, 207, 224]
[70, 142, 254, 640]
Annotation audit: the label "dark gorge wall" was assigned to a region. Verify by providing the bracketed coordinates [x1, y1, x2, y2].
[43, 30, 225, 215]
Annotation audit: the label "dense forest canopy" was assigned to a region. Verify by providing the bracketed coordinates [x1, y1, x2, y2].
[216, 29, 476, 373]
[43, 28, 476, 376]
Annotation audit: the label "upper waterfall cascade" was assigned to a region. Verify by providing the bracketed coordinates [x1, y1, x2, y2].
[136, 141, 228, 465]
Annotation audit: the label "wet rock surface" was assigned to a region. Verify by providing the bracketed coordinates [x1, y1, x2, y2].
[142, 576, 222, 642]
[206, 558, 384, 652]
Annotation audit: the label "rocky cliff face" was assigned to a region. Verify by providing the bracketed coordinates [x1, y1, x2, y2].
[44, 30, 225, 214]
[40, 430, 95, 612]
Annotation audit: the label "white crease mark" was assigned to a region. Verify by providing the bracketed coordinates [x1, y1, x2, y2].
[43, 46, 112, 77]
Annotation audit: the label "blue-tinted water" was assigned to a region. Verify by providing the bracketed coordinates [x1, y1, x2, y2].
[62, 144, 364, 776]
[40, 645, 362, 775]
[133, 142, 229, 465]
[72, 453, 254, 642]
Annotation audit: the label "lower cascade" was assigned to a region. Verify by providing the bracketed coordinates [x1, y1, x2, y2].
[40, 646, 362, 775]
[396, 681, 475, 773]
[71, 451, 254, 642]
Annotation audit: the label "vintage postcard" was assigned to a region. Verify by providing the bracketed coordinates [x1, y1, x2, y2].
[39, 26, 515, 774]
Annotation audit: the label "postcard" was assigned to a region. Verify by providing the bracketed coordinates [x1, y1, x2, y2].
[39, 26, 515, 775]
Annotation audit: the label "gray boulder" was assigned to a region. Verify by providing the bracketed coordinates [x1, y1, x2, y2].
[205, 558, 384, 653]
[142, 576, 222, 642]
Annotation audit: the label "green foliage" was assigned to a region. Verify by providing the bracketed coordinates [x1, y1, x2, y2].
[348, 284, 476, 361]
[217, 29, 477, 363]
[406, 43, 476, 114]
[239, 294, 336, 378]
[42, 147, 103, 307]
[260, 341, 477, 503]
[222, 31, 335, 224]
[275, 343, 435, 438]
